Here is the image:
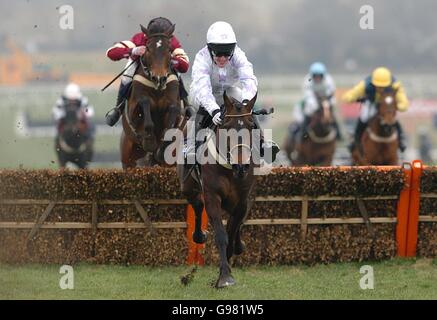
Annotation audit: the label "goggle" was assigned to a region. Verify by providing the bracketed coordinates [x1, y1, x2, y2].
[312, 73, 324, 78]
[212, 50, 233, 58]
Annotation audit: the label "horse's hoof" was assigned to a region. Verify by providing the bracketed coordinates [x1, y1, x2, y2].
[234, 240, 246, 255]
[192, 231, 207, 244]
[216, 275, 236, 289]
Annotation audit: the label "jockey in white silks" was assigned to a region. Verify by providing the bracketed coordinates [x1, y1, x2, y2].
[52, 83, 95, 137]
[186, 21, 279, 166]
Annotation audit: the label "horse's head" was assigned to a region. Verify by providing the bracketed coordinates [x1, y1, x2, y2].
[63, 99, 81, 130]
[60, 100, 88, 148]
[308, 95, 334, 137]
[376, 90, 397, 134]
[220, 89, 257, 178]
[140, 17, 175, 90]
[316, 96, 334, 125]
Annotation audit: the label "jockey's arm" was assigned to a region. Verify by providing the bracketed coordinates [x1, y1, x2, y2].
[52, 98, 65, 122]
[81, 97, 95, 118]
[170, 37, 189, 73]
[106, 40, 137, 61]
[302, 76, 318, 115]
[325, 74, 337, 106]
[342, 80, 366, 103]
[190, 51, 220, 116]
[392, 81, 409, 111]
[232, 47, 258, 101]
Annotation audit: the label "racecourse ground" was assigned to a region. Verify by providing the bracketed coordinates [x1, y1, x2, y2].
[1, 258, 436, 299]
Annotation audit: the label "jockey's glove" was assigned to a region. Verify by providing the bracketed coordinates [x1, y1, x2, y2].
[212, 109, 223, 125]
[131, 46, 146, 56]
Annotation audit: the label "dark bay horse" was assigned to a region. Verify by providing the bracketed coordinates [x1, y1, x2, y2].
[177, 92, 258, 288]
[55, 100, 94, 168]
[352, 91, 399, 165]
[121, 19, 182, 168]
[284, 97, 337, 166]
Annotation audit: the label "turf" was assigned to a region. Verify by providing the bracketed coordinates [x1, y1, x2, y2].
[1, 258, 436, 300]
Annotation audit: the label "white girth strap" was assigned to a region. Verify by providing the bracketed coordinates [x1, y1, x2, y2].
[366, 127, 398, 143]
[133, 74, 178, 90]
[307, 128, 337, 144]
[206, 133, 232, 170]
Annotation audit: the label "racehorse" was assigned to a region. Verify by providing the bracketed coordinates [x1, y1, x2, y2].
[177, 91, 258, 288]
[351, 90, 399, 165]
[120, 18, 182, 168]
[55, 100, 94, 169]
[284, 97, 337, 166]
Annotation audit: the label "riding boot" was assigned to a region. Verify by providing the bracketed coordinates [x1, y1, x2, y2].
[298, 116, 311, 143]
[395, 121, 407, 152]
[185, 108, 207, 168]
[255, 115, 280, 163]
[348, 119, 367, 152]
[105, 82, 131, 127]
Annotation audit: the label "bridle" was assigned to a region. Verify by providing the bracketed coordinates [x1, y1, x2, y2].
[139, 33, 173, 90]
[214, 109, 255, 166]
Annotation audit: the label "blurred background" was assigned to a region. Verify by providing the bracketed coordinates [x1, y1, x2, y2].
[1, 0, 436, 168]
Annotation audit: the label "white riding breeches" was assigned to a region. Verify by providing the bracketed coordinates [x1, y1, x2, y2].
[121, 58, 138, 85]
[359, 101, 377, 123]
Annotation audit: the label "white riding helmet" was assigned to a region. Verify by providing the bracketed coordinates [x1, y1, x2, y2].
[207, 21, 237, 58]
[63, 83, 82, 100]
[207, 21, 237, 44]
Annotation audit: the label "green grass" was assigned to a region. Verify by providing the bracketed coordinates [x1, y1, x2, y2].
[1, 258, 436, 299]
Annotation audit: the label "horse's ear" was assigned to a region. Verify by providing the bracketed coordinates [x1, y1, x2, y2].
[166, 23, 175, 37]
[223, 90, 232, 109]
[247, 92, 258, 110]
[140, 24, 149, 37]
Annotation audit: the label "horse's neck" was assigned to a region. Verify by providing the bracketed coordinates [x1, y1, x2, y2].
[368, 116, 394, 137]
[310, 114, 332, 135]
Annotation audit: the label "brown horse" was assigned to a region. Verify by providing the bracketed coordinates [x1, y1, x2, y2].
[352, 91, 399, 165]
[55, 100, 94, 169]
[177, 91, 258, 288]
[284, 97, 337, 166]
[120, 19, 182, 168]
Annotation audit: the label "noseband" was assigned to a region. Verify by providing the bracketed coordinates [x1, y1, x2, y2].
[139, 34, 173, 90]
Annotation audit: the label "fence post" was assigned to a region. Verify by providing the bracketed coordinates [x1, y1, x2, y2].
[396, 163, 412, 257]
[186, 205, 208, 265]
[405, 160, 423, 257]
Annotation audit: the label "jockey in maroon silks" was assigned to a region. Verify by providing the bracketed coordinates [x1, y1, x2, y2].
[105, 17, 190, 126]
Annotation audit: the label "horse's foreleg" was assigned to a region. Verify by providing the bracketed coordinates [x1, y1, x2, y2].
[138, 97, 156, 153]
[227, 201, 248, 261]
[120, 131, 137, 169]
[190, 194, 207, 244]
[167, 103, 180, 130]
[204, 194, 235, 288]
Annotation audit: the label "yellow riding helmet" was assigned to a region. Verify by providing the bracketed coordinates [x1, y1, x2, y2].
[371, 67, 392, 87]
